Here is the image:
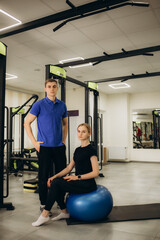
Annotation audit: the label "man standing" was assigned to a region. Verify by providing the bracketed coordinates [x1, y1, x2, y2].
[24, 79, 68, 213]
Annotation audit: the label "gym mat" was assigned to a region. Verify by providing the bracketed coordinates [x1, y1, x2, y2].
[66, 203, 160, 225]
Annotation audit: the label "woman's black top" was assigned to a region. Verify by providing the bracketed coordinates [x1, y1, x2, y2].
[73, 144, 97, 188]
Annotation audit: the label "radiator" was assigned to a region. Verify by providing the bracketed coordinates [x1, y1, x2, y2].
[108, 147, 127, 160]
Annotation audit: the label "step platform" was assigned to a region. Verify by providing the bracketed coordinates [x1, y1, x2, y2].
[23, 178, 38, 193]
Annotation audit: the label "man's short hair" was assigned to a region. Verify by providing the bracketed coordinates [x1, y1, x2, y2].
[45, 78, 58, 87]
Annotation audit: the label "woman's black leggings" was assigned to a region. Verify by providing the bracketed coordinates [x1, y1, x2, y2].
[45, 177, 97, 211]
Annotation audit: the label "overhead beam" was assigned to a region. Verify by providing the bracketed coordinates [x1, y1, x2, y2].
[87, 71, 160, 83]
[0, 0, 130, 38]
[56, 45, 160, 67]
[66, 76, 88, 88]
[53, 1, 149, 32]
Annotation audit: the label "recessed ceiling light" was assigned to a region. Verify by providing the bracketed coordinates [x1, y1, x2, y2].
[76, 76, 82, 78]
[69, 62, 93, 68]
[0, 9, 22, 32]
[59, 57, 84, 64]
[6, 73, 18, 80]
[109, 83, 130, 89]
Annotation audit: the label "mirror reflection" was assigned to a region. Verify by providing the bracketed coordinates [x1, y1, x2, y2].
[132, 109, 160, 149]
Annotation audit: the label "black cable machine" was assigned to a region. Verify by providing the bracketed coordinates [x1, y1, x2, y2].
[4, 107, 14, 199]
[45, 65, 104, 176]
[9, 95, 39, 176]
[87, 82, 103, 173]
[0, 42, 14, 210]
[152, 110, 160, 149]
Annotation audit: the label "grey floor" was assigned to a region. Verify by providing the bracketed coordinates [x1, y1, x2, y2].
[0, 162, 160, 240]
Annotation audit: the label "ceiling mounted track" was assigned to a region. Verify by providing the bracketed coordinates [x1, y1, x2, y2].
[0, 0, 149, 39]
[87, 71, 160, 83]
[53, 1, 149, 32]
[56, 45, 160, 68]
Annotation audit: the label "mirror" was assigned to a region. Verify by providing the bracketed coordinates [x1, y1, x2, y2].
[132, 109, 160, 149]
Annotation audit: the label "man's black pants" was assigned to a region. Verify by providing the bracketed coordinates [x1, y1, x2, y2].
[38, 145, 66, 205]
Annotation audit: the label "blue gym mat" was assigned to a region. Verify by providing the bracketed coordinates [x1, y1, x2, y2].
[66, 203, 160, 225]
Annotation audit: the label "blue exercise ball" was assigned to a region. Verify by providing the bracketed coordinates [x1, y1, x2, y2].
[66, 185, 113, 222]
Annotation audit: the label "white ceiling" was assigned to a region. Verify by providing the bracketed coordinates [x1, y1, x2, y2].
[1, 0, 160, 94]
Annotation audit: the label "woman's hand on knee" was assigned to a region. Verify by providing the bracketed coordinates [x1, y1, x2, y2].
[47, 178, 52, 188]
[63, 175, 78, 181]
[47, 175, 57, 187]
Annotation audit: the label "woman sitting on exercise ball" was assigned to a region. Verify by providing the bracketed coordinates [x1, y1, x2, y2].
[32, 123, 99, 227]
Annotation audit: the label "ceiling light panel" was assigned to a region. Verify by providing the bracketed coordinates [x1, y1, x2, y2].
[109, 83, 130, 89]
[6, 73, 18, 80]
[59, 57, 84, 64]
[0, 9, 22, 32]
[69, 62, 93, 68]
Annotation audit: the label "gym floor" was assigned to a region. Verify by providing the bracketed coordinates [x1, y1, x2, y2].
[0, 161, 160, 240]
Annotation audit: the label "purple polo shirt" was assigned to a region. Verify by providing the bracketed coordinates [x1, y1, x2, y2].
[30, 97, 67, 147]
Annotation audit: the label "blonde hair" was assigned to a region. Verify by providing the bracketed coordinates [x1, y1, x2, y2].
[45, 78, 58, 87]
[77, 123, 91, 134]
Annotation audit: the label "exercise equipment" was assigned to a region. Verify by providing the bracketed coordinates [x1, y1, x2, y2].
[46, 65, 104, 177]
[152, 110, 160, 149]
[23, 177, 38, 193]
[3, 106, 14, 199]
[66, 185, 113, 222]
[9, 95, 39, 176]
[0, 42, 14, 210]
[66, 203, 160, 225]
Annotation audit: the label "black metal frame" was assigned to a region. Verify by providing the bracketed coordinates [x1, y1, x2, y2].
[9, 95, 39, 174]
[0, 42, 14, 210]
[4, 106, 10, 199]
[99, 114, 103, 170]
[85, 87, 89, 124]
[87, 71, 160, 83]
[46, 64, 66, 102]
[45, 65, 104, 175]
[93, 90, 99, 154]
[46, 65, 104, 177]
[53, 1, 149, 32]
[56, 45, 160, 68]
[9, 95, 38, 154]
[152, 110, 160, 149]
[45, 65, 99, 143]
[0, 0, 149, 39]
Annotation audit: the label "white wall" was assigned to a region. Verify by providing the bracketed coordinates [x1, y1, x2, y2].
[66, 87, 85, 160]
[107, 93, 129, 147]
[98, 92, 109, 149]
[130, 91, 160, 110]
[5, 89, 33, 108]
[98, 93, 130, 161]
